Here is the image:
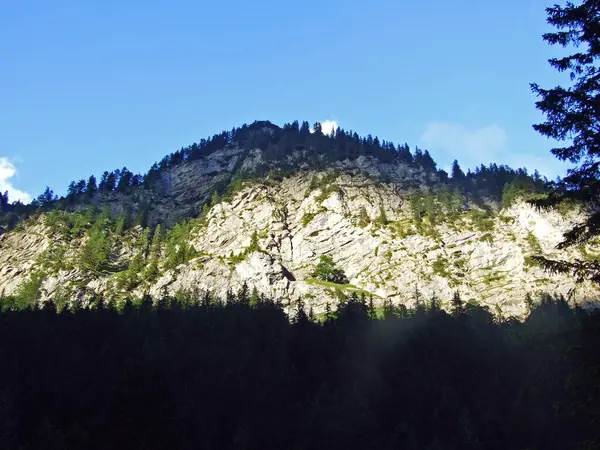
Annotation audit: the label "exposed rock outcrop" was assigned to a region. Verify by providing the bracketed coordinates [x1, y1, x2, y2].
[1, 154, 597, 318]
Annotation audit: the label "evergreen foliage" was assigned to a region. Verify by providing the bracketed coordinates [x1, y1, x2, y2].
[115, 229, 150, 290]
[357, 206, 370, 227]
[376, 204, 388, 226]
[5, 271, 45, 311]
[0, 190, 9, 211]
[164, 221, 198, 269]
[79, 225, 111, 273]
[530, 0, 600, 283]
[144, 225, 163, 280]
[0, 294, 596, 449]
[1, 118, 551, 234]
[410, 189, 466, 225]
[311, 255, 349, 284]
[34, 186, 57, 207]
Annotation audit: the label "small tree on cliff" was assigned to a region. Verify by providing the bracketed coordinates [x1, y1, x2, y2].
[311, 255, 348, 284]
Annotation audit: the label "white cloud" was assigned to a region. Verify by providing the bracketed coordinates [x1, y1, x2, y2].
[0, 158, 31, 204]
[420, 122, 507, 162]
[320, 120, 338, 136]
[311, 120, 339, 135]
[419, 121, 567, 179]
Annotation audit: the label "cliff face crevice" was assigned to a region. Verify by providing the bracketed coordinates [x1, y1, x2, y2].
[1, 149, 597, 316]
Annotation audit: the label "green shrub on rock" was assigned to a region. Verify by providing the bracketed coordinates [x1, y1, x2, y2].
[311, 255, 348, 284]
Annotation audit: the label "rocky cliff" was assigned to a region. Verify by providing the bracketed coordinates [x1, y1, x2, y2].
[1, 143, 598, 318]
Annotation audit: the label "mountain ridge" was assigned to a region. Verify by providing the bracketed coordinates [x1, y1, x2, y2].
[1, 120, 594, 317]
[1, 119, 546, 222]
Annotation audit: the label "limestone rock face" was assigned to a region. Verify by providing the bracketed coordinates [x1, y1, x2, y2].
[0, 224, 50, 296]
[1, 150, 598, 317]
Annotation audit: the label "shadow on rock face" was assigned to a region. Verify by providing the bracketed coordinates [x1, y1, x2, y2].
[281, 265, 296, 282]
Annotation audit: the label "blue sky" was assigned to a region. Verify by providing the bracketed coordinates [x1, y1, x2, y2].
[0, 0, 572, 203]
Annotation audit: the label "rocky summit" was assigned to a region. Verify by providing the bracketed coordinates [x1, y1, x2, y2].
[1, 121, 597, 317]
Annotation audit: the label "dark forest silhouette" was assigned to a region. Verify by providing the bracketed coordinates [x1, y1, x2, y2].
[0, 292, 599, 449]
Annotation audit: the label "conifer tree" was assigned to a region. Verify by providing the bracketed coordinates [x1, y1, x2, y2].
[200, 202, 210, 221]
[75, 179, 86, 195]
[84, 204, 97, 224]
[36, 186, 56, 207]
[382, 298, 396, 320]
[210, 190, 220, 207]
[530, 0, 600, 282]
[201, 290, 212, 308]
[67, 181, 77, 199]
[368, 295, 377, 320]
[248, 230, 260, 252]
[376, 205, 388, 226]
[451, 159, 466, 181]
[293, 297, 308, 324]
[86, 175, 97, 198]
[135, 202, 150, 228]
[237, 282, 249, 306]
[357, 206, 370, 227]
[97, 205, 112, 229]
[145, 225, 162, 280]
[226, 289, 236, 305]
[0, 190, 8, 211]
[114, 208, 132, 235]
[80, 225, 111, 272]
[249, 286, 260, 307]
[451, 291, 465, 316]
[99, 171, 110, 191]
